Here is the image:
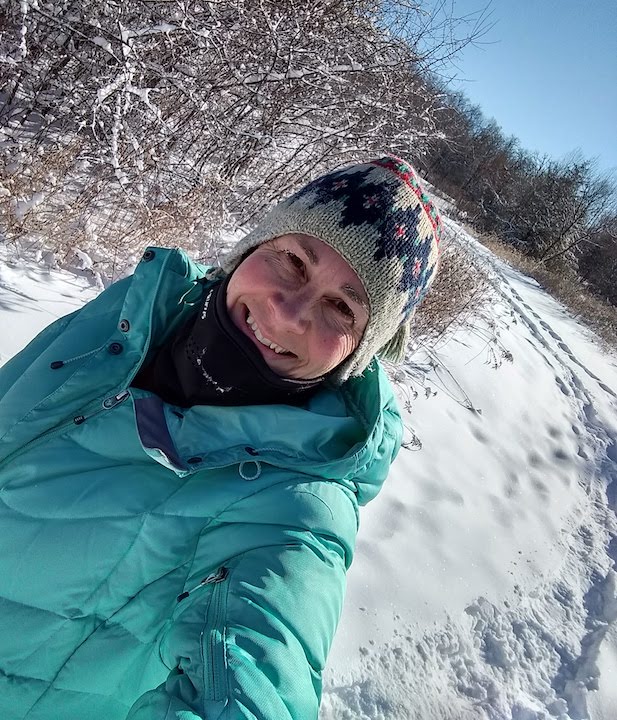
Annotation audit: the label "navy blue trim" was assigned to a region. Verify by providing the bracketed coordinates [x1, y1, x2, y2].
[134, 396, 186, 469]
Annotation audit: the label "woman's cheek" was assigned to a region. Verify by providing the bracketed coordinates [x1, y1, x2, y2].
[324, 332, 354, 365]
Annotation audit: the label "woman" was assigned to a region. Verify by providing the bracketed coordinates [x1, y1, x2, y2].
[0, 156, 441, 719]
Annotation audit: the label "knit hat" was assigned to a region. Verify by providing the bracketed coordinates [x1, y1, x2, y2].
[222, 156, 442, 382]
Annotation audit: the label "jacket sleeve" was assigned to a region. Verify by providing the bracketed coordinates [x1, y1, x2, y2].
[126, 531, 348, 720]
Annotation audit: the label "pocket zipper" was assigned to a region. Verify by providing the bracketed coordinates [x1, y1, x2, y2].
[0, 390, 131, 468]
[174, 566, 231, 702]
[176, 566, 229, 603]
[204, 568, 230, 701]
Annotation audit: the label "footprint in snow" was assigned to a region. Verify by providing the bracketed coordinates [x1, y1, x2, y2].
[554, 376, 570, 396]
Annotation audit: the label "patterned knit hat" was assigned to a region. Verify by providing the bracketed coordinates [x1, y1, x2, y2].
[222, 156, 442, 382]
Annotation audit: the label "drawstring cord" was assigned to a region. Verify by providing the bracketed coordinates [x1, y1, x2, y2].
[51, 272, 217, 369]
[50, 343, 108, 370]
[178, 276, 212, 307]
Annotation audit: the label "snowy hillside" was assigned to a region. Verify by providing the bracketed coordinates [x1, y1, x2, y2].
[1, 218, 616, 719]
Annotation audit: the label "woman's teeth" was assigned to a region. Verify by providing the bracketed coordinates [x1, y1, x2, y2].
[246, 313, 290, 354]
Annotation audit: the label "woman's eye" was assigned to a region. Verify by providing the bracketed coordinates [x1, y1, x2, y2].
[284, 251, 305, 274]
[334, 300, 355, 323]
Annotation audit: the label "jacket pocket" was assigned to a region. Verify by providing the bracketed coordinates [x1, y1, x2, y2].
[159, 565, 231, 703]
[202, 567, 229, 702]
[159, 544, 304, 704]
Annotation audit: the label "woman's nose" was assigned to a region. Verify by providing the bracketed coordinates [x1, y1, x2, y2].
[270, 290, 310, 332]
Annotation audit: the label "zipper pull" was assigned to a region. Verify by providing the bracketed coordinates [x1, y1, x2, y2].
[177, 567, 229, 603]
[102, 390, 130, 410]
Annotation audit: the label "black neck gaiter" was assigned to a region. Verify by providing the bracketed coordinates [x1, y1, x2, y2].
[132, 276, 323, 407]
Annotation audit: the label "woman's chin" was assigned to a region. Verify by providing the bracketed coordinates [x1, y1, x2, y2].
[248, 339, 299, 376]
[263, 353, 300, 378]
[263, 353, 319, 381]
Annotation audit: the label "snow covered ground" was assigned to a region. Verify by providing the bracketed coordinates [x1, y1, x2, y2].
[1, 217, 616, 719]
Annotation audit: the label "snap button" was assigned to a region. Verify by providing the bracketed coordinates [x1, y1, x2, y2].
[108, 342, 123, 355]
[119, 319, 130, 332]
[102, 398, 114, 409]
[142, 249, 155, 262]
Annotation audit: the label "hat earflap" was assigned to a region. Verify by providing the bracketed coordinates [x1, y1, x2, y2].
[376, 321, 411, 364]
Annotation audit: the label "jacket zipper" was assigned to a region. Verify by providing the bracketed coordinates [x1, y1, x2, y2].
[0, 391, 130, 468]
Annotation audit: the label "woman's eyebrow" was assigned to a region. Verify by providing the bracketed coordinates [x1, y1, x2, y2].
[297, 238, 319, 266]
[342, 284, 369, 312]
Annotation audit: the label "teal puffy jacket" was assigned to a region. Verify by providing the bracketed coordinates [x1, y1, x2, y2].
[0, 247, 402, 720]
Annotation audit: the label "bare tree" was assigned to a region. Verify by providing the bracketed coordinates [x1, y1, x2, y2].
[0, 0, 489, 275]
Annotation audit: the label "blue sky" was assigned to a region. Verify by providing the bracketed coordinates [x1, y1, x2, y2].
[444, 0, 617, 175]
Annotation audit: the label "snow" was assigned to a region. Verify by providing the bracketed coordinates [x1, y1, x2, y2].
[92, 36, 114, 55]
[13, 190, 45, 220]
[0, 248, 98, 366]
[589, 624, 617, 719]
[73, 248, 94, 271]
[0, 217, 615, 719]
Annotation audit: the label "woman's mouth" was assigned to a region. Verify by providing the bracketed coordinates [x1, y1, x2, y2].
[246, 312, 294, 356]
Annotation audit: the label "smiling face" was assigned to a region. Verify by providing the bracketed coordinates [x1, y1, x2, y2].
[226, 234, 370, 379]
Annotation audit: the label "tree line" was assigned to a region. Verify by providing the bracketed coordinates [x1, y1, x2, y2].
[418, 90, 616, 306]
